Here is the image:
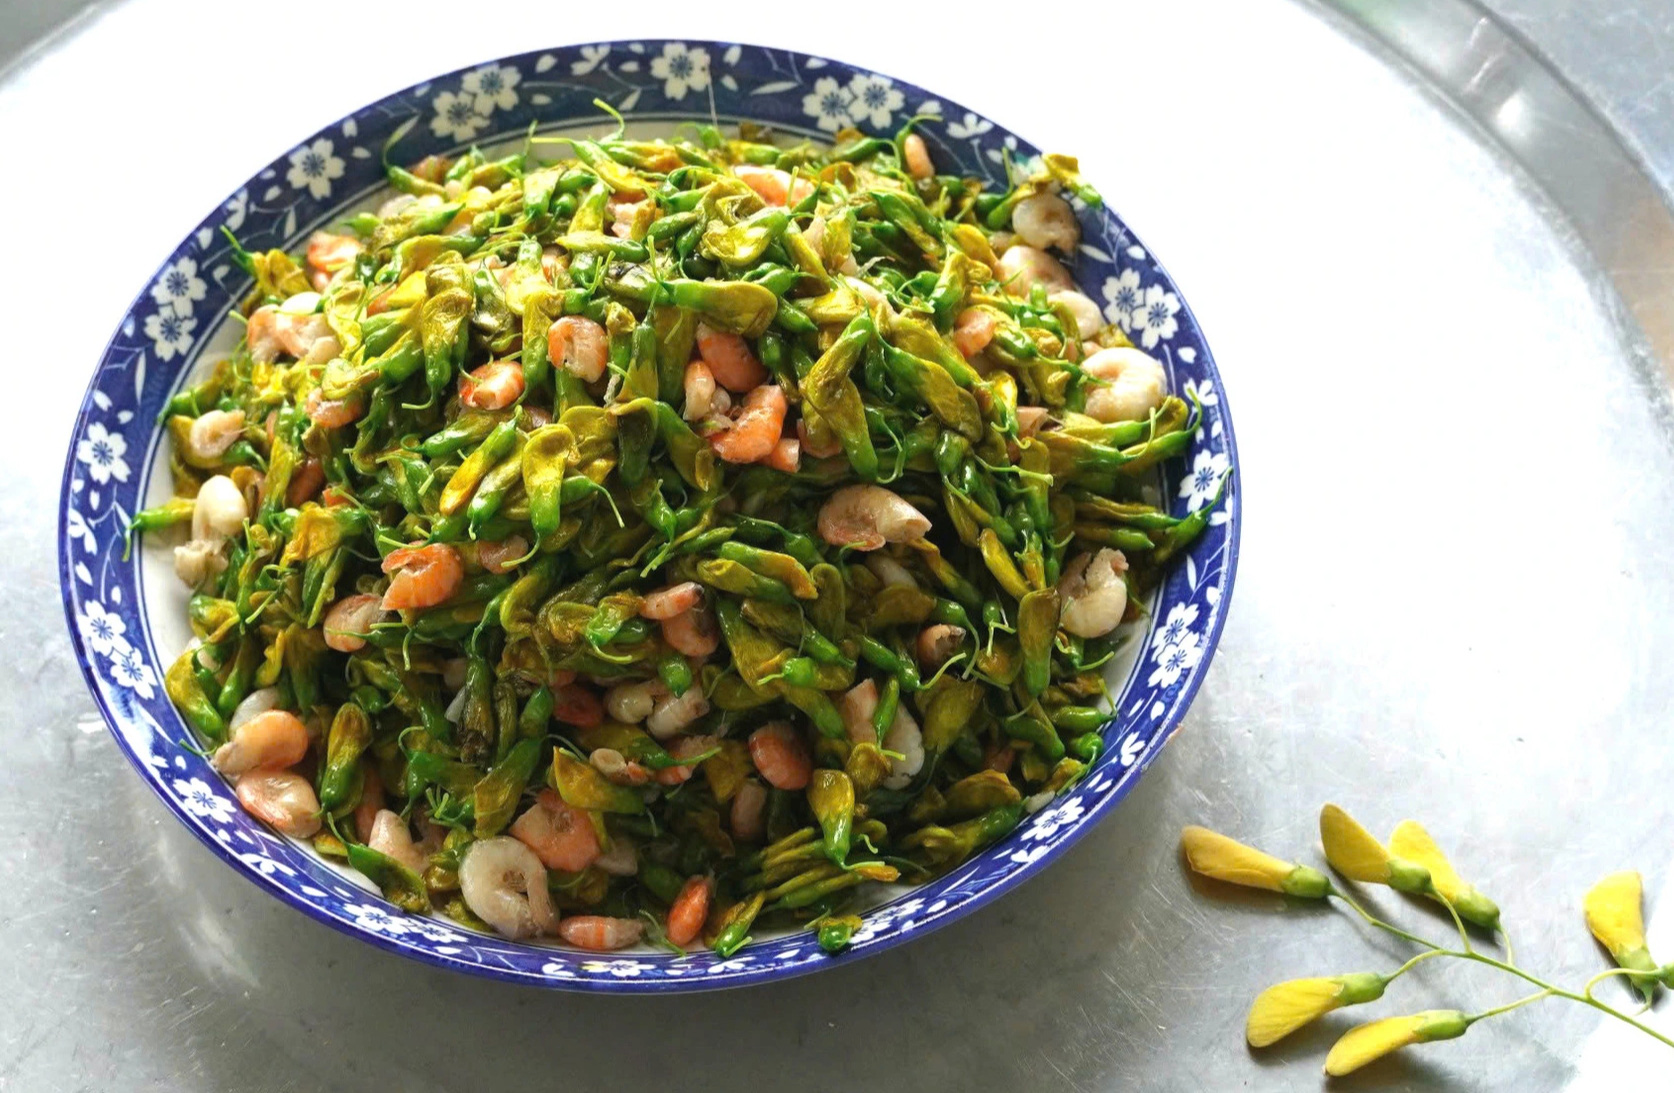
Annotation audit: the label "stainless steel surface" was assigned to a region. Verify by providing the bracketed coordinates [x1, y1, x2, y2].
[6, 0, 1674, 1087]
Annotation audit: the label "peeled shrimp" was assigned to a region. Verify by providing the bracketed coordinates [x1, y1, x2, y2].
[730, 779, 768, 841]
[509, 788, 600, 873]
[551, 684, 604, 728]
[285, 457, 326, 507]
[306, 231, 361, 287]
[591, 748, 651, 787]
[837, 679, 879, 744]
[459, 359, 526, 410]
[748, 722, 811, 790]
[1015, 405, 1052, 437]
[191, 474, 247, 541]
[695, 323, 767, 391]
[1049, 290, 1104, 341]
[660, 607, 720, 658]
[864, 553, 918, 589]
[639, 582, 704, 621]
[211, 709, 309, 775]
[997, 245, 1075, 298]
[558, 916, 645, 951]
[1081, 347, 1167, 424]
[459, 836, 558, 939]
[836, 680, 922, 788]
[797, 417, 843, 459]
[474, 536, 529, 576]
[1057, 548, 1131, 638]
[952, 307, 997, 360]
[902, 133, 934, 181]
[709, 384, 787, 464]
[186, 410, 245, 463]
[594, 837, 639, 877]
[605, 679, 663, 724]
[173, 539, 227, 587]
[646, 685, 710, 740]
[380, 544, 463, 611]
[916, 624, 966, 670]
[353, 762, 386, 843]
[368, 809, 427, 875]
[653, 733, 715, 787]
[1012, 190, 1080, 253]
[323, 592, 388, 653]
[682, 360, 724, 422]
[763, 437, 800, 473]
[234, 770, 321, 838]
[227, 686, 280, 733]
[733, 164, 814, 207]
[817, 485, 931, 550]
[548, 315, 608, 383]
[247, 305, 337, 365]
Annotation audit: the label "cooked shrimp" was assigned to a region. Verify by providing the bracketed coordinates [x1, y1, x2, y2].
[763, 437, 800, 473]
[227, 686, 280, 732]
[474, 536, 529, 575]
[442, 657, 470, 692]
[594, 836, 639, 876]
[666, 876, 713, 947]
[731, 779, 768, 841]
[591, 747, 651, 786]
[652, 734, 712, 787]
[902, 133, 934, 181]
[368, 809, 427, 875]
[173, 539, 227, 587]
[837, 680, 879, 745]
[953, 307, 997, 359]
[551, 684, 604, 728]
[997, 244, 1075, 297]
[1057, 548, 1131, 638]
[380, 544, 463, 611]
[247, 305, 338, 365]
[817, 484, 932, 550]
[639, 582, 704, 621]
[797, 417, 843, 459]
[234, 770, 321, 838]
[191, 474, 247, 541]
[733, 164, 814, 207]
[1016, 405, 1052, 437]
[353, 761, 385, 843]
[864, 553, 918, 589]
[211, 709, 309, 775]
[661, 606, 720, 659]
[306, 231, 360, 290]
[558, 916, 645, 951]
[709, 384, 787, 464]
[285, 456, 326, 508]
[646, 685, 710, 740]
[748, 721, 812, 790]
[1081, 347, 1167, 423]
[1012, 190, 1080, 253]
[682, 360, 721, 422]
[323, 592, 388, 653]
[917, 624, 966, 670]
[509, 788, 600, 873]
[695, 323, 768, 391]
[881, 706, 925, 789]
[305, 387, 364, 429]
[607, 192, 650, 239]
[1050, 290, 1104, 341]
[548, 315, 608, 383]
[459, 836, 558, 939]
[187, 410, 245, 462]
[604, 679, 663, 724]
[459, 359, 526, 410]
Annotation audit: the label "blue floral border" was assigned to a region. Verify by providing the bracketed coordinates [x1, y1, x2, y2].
[58, 40, 1240, 991]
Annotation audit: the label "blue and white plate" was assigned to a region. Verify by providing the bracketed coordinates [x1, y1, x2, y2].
[59, 41, 1239, 991]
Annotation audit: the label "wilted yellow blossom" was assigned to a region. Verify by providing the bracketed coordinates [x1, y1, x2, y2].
[1584, 871, 1659, 1001]
[1320, 804, 1430, 893]
[1246, 973, 1387, 1047]
[1180, 826, 1330, 898]
[1389, 820, 1501, 930]
[1324, 1010, 1470, 1076]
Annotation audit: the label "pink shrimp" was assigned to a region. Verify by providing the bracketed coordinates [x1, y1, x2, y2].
[234, 770, 321, 838]
[953, 307, 997, 359]
[523, 404, 553, 429]
[509, 788, 600, 873]
[666, 876, 713, 947]
[368, 809, 428, 875]
[748, 722, 812, 791]
[285, 456, 326, 508]
[902, 133, 935, 181]
[639, 582, 704, 621]
[323, 592, 388, 653]
[474, 536, 529, 575]
[695, 323, 768, 391]
[733, 164, 814, 207]
[247, 305, 337, 364]
[654, 734, 715, 787]
[730, 779, 768, 841]
[917, 624, 966, 670]
[797, 417, 843, 459]
[1015, 405, 1051, 437]
[541, 245, 564, 283]
[352, 760, 385, 843]
[607, 192, 649, 238]
[590, 747, 651, 787]
[709, 384, 787, 464]
[380, 543, 464, 611]
[459, 359, 526, 410]
[186, 409, 245, 462]
[763, 437, 800, 474]
[211, 709, 310, 776]
[551, 684, 604, 728]
[306, 231, 360, 277]
[661, 607, 720, 658]
[548, 315, 608, 383]
[682, 360, 725, 422]
[305, 387, 364, 429]
[559, 916, 646, 951]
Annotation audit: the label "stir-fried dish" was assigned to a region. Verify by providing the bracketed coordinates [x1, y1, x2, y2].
[132, 115, 1223, 955]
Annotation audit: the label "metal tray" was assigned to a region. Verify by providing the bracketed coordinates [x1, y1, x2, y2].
[4, 0, 1672, 1087]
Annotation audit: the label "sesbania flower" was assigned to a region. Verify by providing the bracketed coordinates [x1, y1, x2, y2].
[1389, 820, 1501, 929]
[1324, 1010, 1470, 1077]
[1584, 871, 1660, 1002]
[1319, 804, 1430, 894]
[1246, 973, 1387, 1047]
[1180, 825, 1330, 898]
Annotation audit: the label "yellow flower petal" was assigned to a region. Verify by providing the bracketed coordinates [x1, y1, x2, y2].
[1324, 1010, 1469, 1077]
[1390, 820, 1501, 929]
[1320, 805, 1430, 892]
[1247, 974, 1386, 1047]
[1584, 871, 1658, 1000]
[1180, 826, 1329, 897]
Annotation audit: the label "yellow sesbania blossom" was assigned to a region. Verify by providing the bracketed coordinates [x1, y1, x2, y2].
[1180, 826, 1330, 898]
[1324, 1010, 1470, 1077]
[1319, 804, 1431, 893]
[1389, 820, 1501, 930]
[1584, 871, 1660, 1001]
[1246, 973, 1387, 1047]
